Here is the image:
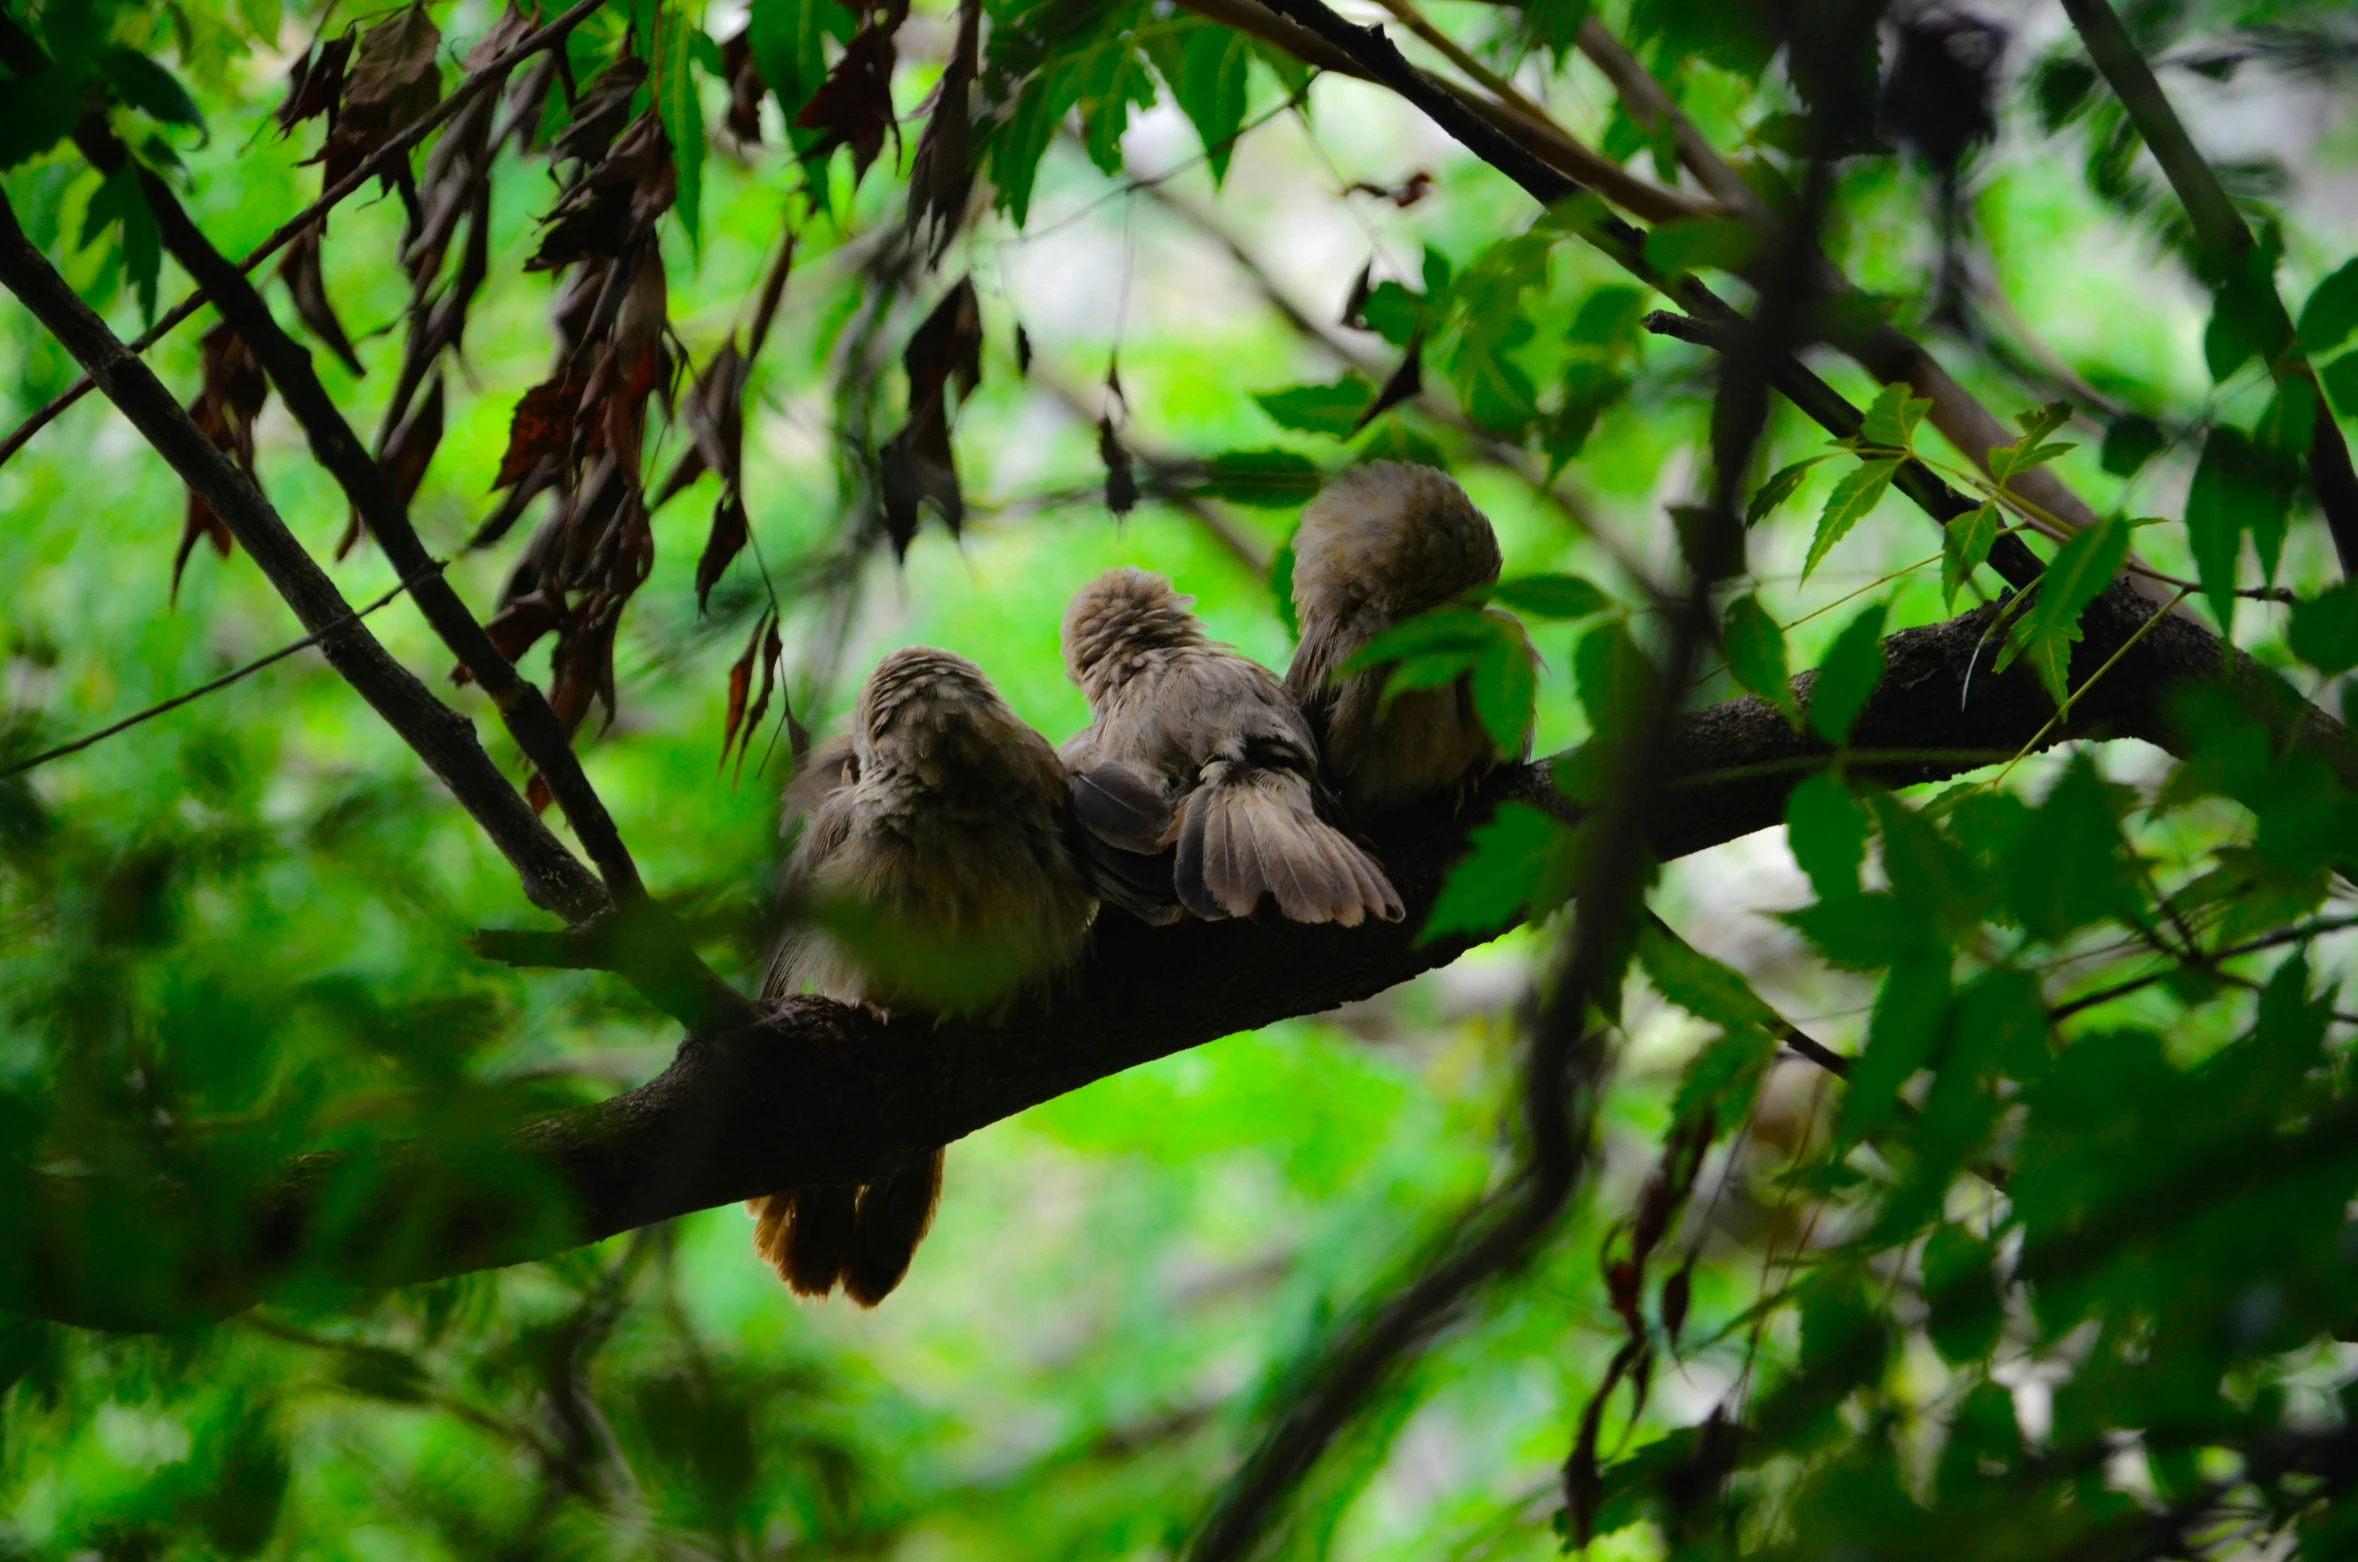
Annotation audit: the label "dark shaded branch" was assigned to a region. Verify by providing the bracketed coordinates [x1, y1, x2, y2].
[0, 0, 606, 476]
[2057, 0, 2358, 573]
[2, 577, 2350, 1330]
[0, 190, 605, 923]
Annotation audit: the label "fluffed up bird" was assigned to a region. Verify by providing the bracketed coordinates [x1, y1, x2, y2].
[1061, 567, 1403, 927]
[1285, 462, 1508, 824]
[751, 646, 1096, 1306]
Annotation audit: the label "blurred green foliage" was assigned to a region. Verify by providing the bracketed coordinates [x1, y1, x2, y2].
[5, 0, 2358, 1555]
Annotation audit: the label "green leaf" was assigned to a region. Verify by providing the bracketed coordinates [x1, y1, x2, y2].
[2002, 755, 2132, 942]
[0, 63, 85, 170]
[1807, 600, 1888, 745]
[1781, 893, 1929, 971]
[657, 12, 706, 245]
[2289, 582, 2358, 677]
[1488, 573, 1607, 619]
[1378, 649, 1479, 712]
[1871, 794, 1985, 935]
[2186, 426, 2270, 636]
[1253, 378, 1375, 438]
[1669, 1026, 1778, 1127]
[2099, 413, 2166, 477]
[1941, 500, 1999, 608]
[81, 165, 161, 324]
[1857, 383, 1929, 452]
[1358, 280, 1423, 346]
[749, 0, 834, 122]
[1785, 772, 1867, 900]
[1638, 917, 1785, 1034]
[1342, 604, 1494, 675]
[1996, 513, 2128, 705]
[1575, 619, 1660, 744]
[988, 73, 1075, 228]
[2294, 256, 2358, 356]
[1471, 623, 1539, 755]
[1641, 215, 1760, 274]
[2322, 349, 2358, 420]
[1567, 285, 1645, 351]
[1150, 21, 1250, 184]
[1269, 536, 1299, 640]
[2204, 301, 2257, 382]
[1839, 956, 1953, 1143]
[1802, 458, 1899, 581]
[1193, 449, 1323, 506]
[99, 49, 206, 133]
[1746, 454, 1830, 525]
[1720, 593, 1798, 727]
[1422, 801, 1574, 942]
[1076, 41, 1157, 174]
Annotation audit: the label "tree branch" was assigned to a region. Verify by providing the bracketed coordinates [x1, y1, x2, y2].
[10, 519, 2332, 1327]
[0, 0, 606, 476]
[2055, 0, 2358, 573]
[0, 189, 612, 926]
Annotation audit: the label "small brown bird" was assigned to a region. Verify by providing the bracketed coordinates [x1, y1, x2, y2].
[1284, 462, 1506, 823]
[752, 646, 1096, 1306]
[1061, 568, 1402, 927]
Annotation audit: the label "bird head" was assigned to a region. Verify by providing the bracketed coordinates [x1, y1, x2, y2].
[1061, 567, 1208, 704]
[1290, 462, 1502, 624]
[854, 646, 1033, 786]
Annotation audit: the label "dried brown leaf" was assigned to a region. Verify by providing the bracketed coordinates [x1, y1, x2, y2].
[1352, 339, 1423, 432]
[547, 57, 647, 166]
[878, 396, 960, 557]
[497, 372, 591, 489]
[721, 30, 764, 144]
[317, 3, 444, 193]
[721, 607, 766, 768]
[1098, 415, 1136, 518]
[904, 276, 982, 408]
[275, 30, 353, 136]
[696, 491, 750, 612]
[276, 223, 363, 376]
[794, 0, 907, 186]
[906, 0, 980, 261]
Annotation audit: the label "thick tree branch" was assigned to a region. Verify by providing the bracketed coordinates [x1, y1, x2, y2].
[0, 190, 611, 925]
[0, 0, 606, 475]
[12, 554, 2343, 1330]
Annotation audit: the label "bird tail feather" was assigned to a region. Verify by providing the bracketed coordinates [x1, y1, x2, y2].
[1174, 769, 1404, 926]
[749, 1146, 944, 1306]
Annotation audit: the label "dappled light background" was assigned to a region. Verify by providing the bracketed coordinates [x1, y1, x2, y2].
[6, 0, 2358, 1556]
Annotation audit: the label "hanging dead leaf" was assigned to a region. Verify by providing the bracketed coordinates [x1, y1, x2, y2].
[343, 376, 445, 557]
[275, 223, 362, 375]
[696, 491, 751, 612]
[736, 611, 786, 780]
[546, 57, 648, 166]
[497, 372, 591, 489]
[721, 606, 769, 769]
[316, 3, 443, 195]
[906, 0, 979, 261]
[904, 276, 982, 407]
[530, 112, 675, 271]
[794, 0, 908, 186]
[1348, 170, 1433, 207]
[1661, 1255, 1694, 1348]
[1015, 322, 1032, 377]
[878, 397, 961, 557]
[1341, 259, 1374, 329]
[1098, 415, 1136, 518]
[1351, 339, 1422, 431]
[275, 29, 354, 136]
[721, 30, 765, 144]
[493, 49, 558, 154]
[474, 586, 564, 675]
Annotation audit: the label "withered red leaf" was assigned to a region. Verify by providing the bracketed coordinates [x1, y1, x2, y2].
[275, 30, 353, 136]
[275, 223, 363, 376]
[1352, 339, 1422, 432]
[696, 492, 750, 612]
[316, 4, 443, 193]
[794, 0, 907, 186]
[906, 0, 979, 261]
[546, 57, 648, 167]
[721, 30, 765, 144]
[343, 376, 444, 558]
[497, 373, 590, 489]
[1098, 415, 1136, 518]
[474, 586, 564, 676]
[736, 611, 786, 780]
[720, 608, 765, 770]
[1661, 1256, 1693, 1349]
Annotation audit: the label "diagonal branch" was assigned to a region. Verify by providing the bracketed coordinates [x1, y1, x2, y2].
[0, 190, 608, 925]
[77, 124, 648, 907]
[2056, 0, 2358, 573]
[0, 0, 605, 476]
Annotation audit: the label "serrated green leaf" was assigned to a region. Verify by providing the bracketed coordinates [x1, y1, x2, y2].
[1746, 454, 1830, 525]
[1377, 649, 1479, 713]
[1780, 893, 1930, 971]
[1642, 216, 1760, 274]
[2322, 350, 2358, 420]
[1470, 621, 1538, 755]
[1807, 600, 1888, 745]
[1941, 500, 1999, 607]
[657, 13, 705, 244]
[1253, 378, 1375, 438]
[1839, 957, 1953, 1143]
[1638, 917, 1786, 1033]
[1422, 801, 1574, 942]
[2205, 302, 2256, 382]
[2003, 755, 2134, 942]
[1575, 619, 1659, 744]
[1996, 514, 2128, 705]
[1358, 280, 1423, 347]
[99, 49, 206, 133]
[1785, 772, 1867, 900]
[2009, 400, 2073, 446]
[1157, 22, 1250, 184]
[1669, 1026, 1778, 1127]
[1489, 573, 1607, 620]
[1342, 604, 1494, 675]
[1076, 41, 1157, 174]
[2099, 413, 2166, 477]
[1802, 458, 1898, 581]
[2289, 582, 2358, 676]
[2294, 256, 2358, 356]
[1720, 593, 1798, 727]
[1857, 383, 1929, 452]
[749, 0, 835, 121]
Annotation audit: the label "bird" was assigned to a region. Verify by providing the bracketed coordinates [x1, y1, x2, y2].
[1284, 462, 1508, 824]
[1060, 567, 1403, 927]
[750, 646, 1096, 1306]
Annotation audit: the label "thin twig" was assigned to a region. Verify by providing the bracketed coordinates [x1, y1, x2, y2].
[1, 563, 443, 782]
[2051, 914, 2358, 1020]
